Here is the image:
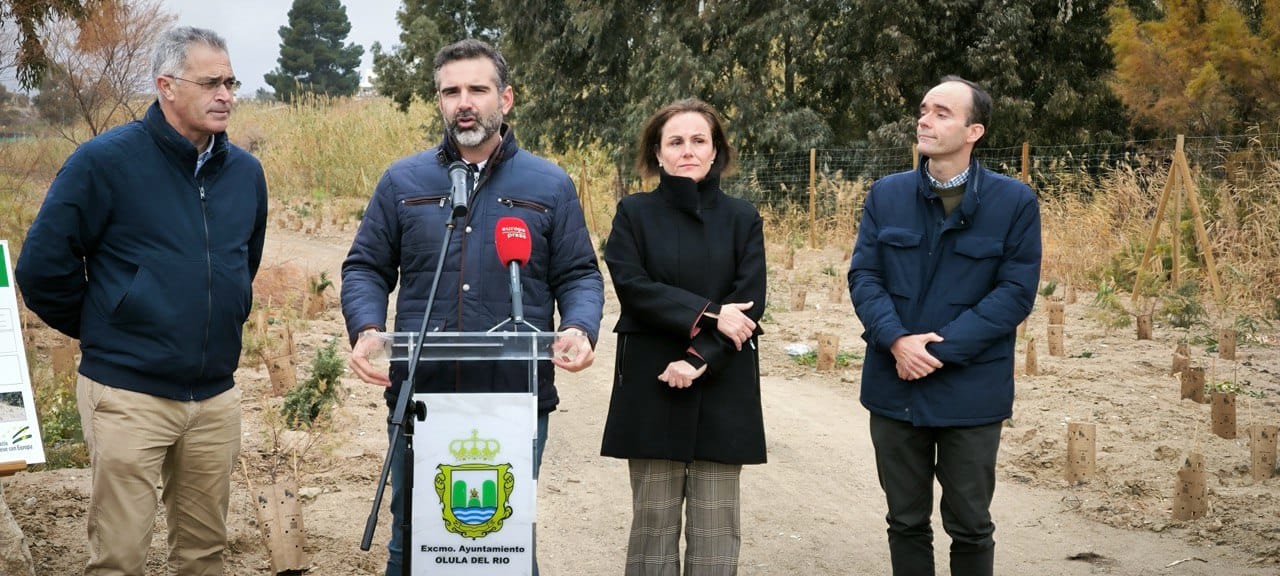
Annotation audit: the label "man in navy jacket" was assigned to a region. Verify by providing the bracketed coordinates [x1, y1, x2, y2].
[848, 76, 1041, 576]
[16, 27, 266, 575]
[341, 39, 603, 576]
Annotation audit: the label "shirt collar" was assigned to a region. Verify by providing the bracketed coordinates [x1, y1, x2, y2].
[195, 139, 214, 177]
[924, 160, 971, 190]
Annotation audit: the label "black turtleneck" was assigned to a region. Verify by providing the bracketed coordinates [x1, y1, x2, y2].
[655, 171, 723, 216]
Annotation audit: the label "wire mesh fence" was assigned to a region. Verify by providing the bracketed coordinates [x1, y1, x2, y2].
[721, 131, 1280, 216]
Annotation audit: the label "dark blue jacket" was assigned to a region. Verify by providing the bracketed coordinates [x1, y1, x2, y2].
[16, 101, 268, 401]
[340, 127, 604, 412]
[848, 159, 1041, 426]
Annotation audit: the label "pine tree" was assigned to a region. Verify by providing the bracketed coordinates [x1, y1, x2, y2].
[370, 0, 499, 113]
[265, 0, 364, 102]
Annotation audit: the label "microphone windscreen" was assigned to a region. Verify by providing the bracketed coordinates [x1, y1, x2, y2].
[494, 216, 532, 266]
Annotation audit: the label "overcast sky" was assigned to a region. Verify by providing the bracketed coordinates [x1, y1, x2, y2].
[167, 0, 403, 94]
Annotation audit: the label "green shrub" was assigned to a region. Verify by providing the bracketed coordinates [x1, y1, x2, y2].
[282, 338, 345, 429]
[792, 350, 862, 367]
[1088, 276, 1132, 333]
[1160, 280, 1206, 329]
[32, 360, 88, 469]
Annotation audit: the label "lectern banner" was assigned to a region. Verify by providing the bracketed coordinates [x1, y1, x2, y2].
[413, 392, 536, 575]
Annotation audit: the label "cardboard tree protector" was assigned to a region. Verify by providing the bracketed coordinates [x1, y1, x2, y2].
[1047, 325, 1064, 357]
[1066, 422, 1096, 484]
[1047, 301, 1065, 325]
[1136, 313, 1152, 340]
[1024, 338, 1039, 376]
[816, 333, 838, 372]
[1172, 453, 1207, 521]
[1210, 391, 1236, 439]
[1248, 425, 1278, 481]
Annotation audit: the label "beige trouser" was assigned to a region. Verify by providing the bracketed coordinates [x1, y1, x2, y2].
[626, 459, 743, 576]
[77, 375, 242, 576]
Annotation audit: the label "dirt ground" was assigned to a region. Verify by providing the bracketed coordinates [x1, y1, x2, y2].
[4, 223, 1280, 576]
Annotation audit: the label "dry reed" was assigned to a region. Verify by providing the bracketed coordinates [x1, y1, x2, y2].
[4, 97, 1278, 319]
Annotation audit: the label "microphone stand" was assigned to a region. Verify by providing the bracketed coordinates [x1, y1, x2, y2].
[361, 203, 466, 576]
[488, 260, 539, 333]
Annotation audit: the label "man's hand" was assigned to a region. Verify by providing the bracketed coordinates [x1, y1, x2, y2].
[657, 360, 707, 389]
[890, 332, 944, 381]
[552, 328, 594, 372]
[349, 329, 392, 386]
[713, 301, 756, 350]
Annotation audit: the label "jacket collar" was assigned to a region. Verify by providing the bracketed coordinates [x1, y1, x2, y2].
[917, 156, 983, 223]
[435, 123, 519, 176]
[143, 100, 228, 171]
[656, 171, 722, 215]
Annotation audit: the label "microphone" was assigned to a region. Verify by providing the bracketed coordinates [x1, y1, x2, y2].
[495, 216, 532, 323]
[448, 161, 470, 218]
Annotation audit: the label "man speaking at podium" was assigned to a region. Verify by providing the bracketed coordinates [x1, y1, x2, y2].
[340, 39, 604, 576]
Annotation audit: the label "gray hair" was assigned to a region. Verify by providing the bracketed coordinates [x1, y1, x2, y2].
[152, 27, 228, 83]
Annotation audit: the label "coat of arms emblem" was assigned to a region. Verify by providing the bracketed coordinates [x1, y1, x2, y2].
[434, 429, 515, 538]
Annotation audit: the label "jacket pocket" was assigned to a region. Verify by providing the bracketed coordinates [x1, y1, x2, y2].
[878, 227, 923, 298]
[400, 195, 451, 255]
[947, 236, 1004, 305]
[112, 263, 183, 330]
[615, 333, 628, 386]
[404, 194, 448, 207]
[954, 236, 1003, 259]
[879, 227, 923, 249]
[497, 197, 549, 214]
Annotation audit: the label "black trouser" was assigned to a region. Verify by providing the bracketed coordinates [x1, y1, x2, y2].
[869, 413, 1003, 576]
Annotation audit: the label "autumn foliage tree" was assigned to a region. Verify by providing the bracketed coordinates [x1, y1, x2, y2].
[40, 0, 174, 140]
[1108, 0, 1280, 135]
[0, 0, 96, 88]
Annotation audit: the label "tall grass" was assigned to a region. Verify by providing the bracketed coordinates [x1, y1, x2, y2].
[1038, 153, 1280, 318]
[234, 95, 439, 222]
[0, 137, 77, 253]
[4, 96, 1279, 319]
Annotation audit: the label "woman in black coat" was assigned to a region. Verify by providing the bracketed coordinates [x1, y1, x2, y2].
[602, 98, 767, 575]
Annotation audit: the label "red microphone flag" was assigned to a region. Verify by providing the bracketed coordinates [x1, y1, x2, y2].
[495, 216, 532, 266]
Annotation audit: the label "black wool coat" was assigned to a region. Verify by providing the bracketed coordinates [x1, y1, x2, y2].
[601, 173, 768, 465]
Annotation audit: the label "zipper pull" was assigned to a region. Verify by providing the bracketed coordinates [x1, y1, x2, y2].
[199, 186, 206, 201]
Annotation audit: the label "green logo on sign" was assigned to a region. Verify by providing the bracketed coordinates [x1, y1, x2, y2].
[435, 429, 514, 539]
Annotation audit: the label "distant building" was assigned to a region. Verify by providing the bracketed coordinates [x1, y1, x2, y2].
[358, 68, 378, 99]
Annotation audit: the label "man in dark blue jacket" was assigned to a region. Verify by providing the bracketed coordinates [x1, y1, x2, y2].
[16, 27, 266, 575]
[341, 39, 604, 576]
[848, 76, 1041, 576]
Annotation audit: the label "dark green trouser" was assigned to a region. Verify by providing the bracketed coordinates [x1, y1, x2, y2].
[869, 413, 1003, 576]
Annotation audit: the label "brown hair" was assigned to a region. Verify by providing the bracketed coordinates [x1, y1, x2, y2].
[938, 75, 992, 133]
[635, 98, 736, 179]
[434, 39, 510, 92]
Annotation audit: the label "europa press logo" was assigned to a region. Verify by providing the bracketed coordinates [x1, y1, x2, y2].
[434, 429, 514, 539]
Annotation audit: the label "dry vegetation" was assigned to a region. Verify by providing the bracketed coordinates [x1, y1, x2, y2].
[1, 97, 1278, 573]
[4, 96, 1279, 463]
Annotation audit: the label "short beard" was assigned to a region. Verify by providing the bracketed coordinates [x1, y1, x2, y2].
[448, 108, 503, 148]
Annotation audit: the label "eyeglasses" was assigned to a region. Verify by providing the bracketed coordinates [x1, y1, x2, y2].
[167, 75, 242, 94]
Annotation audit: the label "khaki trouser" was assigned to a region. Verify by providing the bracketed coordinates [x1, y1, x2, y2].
[77, 375, 241, 576]
[625, 459, 743, 576]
